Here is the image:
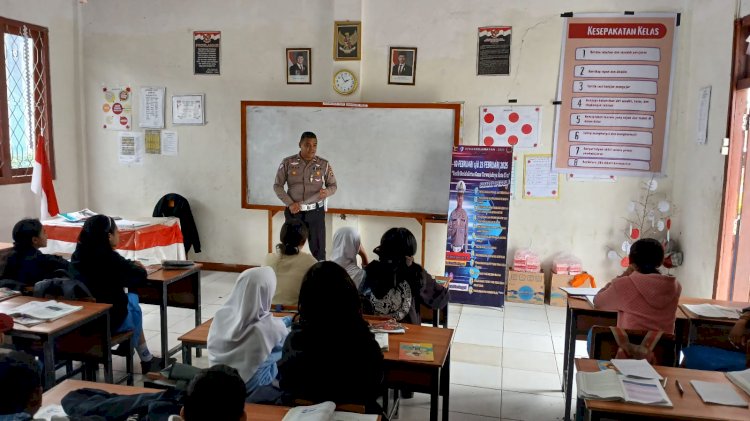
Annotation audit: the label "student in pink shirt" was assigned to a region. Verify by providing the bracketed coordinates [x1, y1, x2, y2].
[594, 238, 682, 334]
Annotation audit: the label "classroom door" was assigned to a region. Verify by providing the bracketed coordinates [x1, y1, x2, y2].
[717, 17, 750, 301]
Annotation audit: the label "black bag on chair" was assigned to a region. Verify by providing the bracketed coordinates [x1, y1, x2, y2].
[33, 273, 94, 301]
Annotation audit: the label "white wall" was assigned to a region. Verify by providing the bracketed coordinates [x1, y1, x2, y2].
[61, 0, 737, 298]
[0, 0, 84, 241]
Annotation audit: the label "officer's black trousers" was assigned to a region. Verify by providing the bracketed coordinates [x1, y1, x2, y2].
[284, 206, 326, 261]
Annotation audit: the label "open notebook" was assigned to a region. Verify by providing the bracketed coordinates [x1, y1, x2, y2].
[577, 369, 672, 407]
[727, 368, 750, 397]
[281, 402, 377, 421]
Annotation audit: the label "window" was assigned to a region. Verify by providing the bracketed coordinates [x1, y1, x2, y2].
[0, 17, 53, 185]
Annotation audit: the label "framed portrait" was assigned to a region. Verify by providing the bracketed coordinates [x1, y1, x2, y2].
[172, 94, 205, 125]
[286, 48, 311, 84]
[388, 47, 417, 85]
[334, 21, 361, 61]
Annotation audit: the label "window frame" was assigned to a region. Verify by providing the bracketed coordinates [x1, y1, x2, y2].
[0, 16, 55, 185]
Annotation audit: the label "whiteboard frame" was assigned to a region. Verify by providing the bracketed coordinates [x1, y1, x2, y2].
[241, 100, 462, 218]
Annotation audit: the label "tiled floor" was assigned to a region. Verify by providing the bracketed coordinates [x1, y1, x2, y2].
[110, 271, 578, 420]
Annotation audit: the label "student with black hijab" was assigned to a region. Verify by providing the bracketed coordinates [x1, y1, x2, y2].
[2, 218, 69, 286]
[70, 214, 165, 373]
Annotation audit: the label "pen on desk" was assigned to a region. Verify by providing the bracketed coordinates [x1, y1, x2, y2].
[675, 379, 684, 396]
[661, 377, 668, 388]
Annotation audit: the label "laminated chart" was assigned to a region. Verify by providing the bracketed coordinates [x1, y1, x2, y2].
[553, 14, 679, 175]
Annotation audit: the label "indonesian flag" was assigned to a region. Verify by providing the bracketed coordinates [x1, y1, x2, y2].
[30, 135, 59, 218]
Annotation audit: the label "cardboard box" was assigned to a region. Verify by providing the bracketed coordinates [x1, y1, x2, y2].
[506, 269, 545, 305]
[548, 273, 574, 307]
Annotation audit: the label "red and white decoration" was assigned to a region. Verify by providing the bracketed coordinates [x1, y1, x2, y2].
[31, 135, 59, 219]
[480, 105, 541, 149]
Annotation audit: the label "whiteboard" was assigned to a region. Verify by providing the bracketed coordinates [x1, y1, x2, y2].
[242, 102, 459, 215]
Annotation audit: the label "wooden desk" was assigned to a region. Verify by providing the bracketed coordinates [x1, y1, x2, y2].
[0, 296, 113, 389]
[129, 264, 202, 361]
[561, 296, 689, 421]
[679, 297, 750, 348]
[178, 316, 453, 421]
[42, 380, 293, 420]
[177, 312, 296, 365]
[575, 358, 750, 420]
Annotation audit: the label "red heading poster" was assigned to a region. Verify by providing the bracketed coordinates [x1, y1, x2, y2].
[552, 14, 678, 176]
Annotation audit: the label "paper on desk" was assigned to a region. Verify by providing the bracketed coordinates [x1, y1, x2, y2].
[560, 287, 601, 296]
[586, 295, 596, 307]
[620, 377, 672, 406]
[682, 303, 741, 319]
[34, 404, 67, 420]
[612, 359, 663, 380]
[576, 369, 623, 400]
[115, 219, 150, 228]
[691, 380, 749, 407]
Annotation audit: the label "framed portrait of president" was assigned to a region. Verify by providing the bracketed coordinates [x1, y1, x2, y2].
[388, 47, 417, 85]
[286, 48, 311, 84]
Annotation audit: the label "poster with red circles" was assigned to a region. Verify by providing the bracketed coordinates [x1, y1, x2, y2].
[480, 106, 541, 149]
[102, 86, 133, 131]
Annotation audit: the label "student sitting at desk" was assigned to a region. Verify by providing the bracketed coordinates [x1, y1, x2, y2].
[70, 215, 165, 373]
[594, 238, 681, 333]
[265, 220, 317, 307]
[170, 365, 247, 421]
[1, 218, 70, 287]
[361, 227, 449, 325]
[208, 267, 291, 394]
[278, 262, 384, 413]
[0, 350, 64, 421]
[331, 227, 368, 289]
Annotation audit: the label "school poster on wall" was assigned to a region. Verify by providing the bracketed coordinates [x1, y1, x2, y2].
[194, 31, 221, 75]
[445, 146, 512, 308]
[552, 13, 678, 176]
[102, 86, 132, 131]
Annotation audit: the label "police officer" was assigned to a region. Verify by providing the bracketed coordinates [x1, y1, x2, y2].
[273, 131, 337, 260]
[448, 180, 468, 252]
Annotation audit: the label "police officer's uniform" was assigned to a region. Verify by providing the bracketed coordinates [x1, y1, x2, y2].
[273, 154, 337, 260]
[448, 181, 469, 252]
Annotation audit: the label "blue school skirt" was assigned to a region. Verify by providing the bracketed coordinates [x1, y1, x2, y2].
[115, 293, 143, 343]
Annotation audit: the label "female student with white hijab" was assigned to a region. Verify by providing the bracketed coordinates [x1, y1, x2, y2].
[330, 227, 368, 289]
[207, 267, 292, 393]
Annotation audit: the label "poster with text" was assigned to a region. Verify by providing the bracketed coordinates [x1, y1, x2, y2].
[194, 31, 221, 75]
[477, 26, 511, 75]
[102, 86, 132, 131]
[445, 146, 512, 308]
[552, 13, 678, 176]
[523, 154, 559, 199]
[481, 105, 541, 149]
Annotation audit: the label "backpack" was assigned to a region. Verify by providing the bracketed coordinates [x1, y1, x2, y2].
[610, 326, 663, 364]
[33, 273, 94, 301]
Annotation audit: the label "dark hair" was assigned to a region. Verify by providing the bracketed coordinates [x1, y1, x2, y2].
[12, 218, 43, 250]
[299, 131, 317, 144]
[296, 53, 305, 59]
[629, 238, 664, 274]
[299, 261, 364, 327]
[75, 214, 116, 259]
[0, 351, 41, 414]
[278, 220, 308, 256]
[375, 227, 417, 263]
[183, 365, 246, 421]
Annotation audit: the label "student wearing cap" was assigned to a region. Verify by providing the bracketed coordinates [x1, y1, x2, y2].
[447, 180, 469, 252]
[273, 131, 338, 261]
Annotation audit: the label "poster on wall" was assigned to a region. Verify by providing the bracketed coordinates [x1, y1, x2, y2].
[139, 86, 165, 129]
[523, 154, 559, 199]
[194, 31, 221, 75]
[102, 86, 132, 131]
[552, 13, 678, 176]
[480, 105, 541, 149]
[118, 131, 144, 165]
[477, 26, 511, 76]
[445, 146, 513, 308]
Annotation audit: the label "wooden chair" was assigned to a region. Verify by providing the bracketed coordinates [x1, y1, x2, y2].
[56, 328, 135, 385]
[419, 302, 448, 328]
[588, 325, 678, 366]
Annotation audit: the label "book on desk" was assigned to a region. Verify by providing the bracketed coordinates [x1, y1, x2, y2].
[8, 300, 83, 327]
[281, 401, 377, 421]
[577, 369, 672, 407]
